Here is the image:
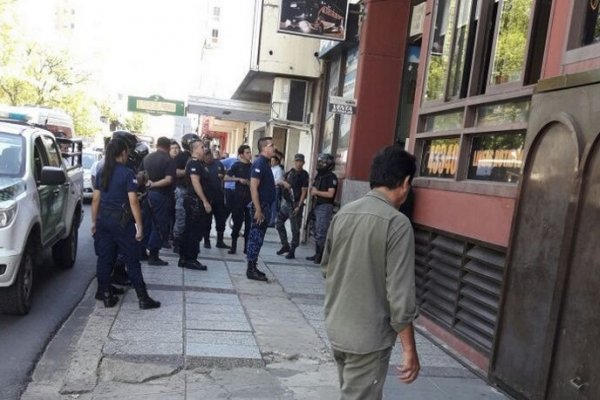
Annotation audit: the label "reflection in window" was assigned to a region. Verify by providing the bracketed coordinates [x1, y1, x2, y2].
[476, 100, 529, 127]
[468, 133, 525, 182]
[582, 1, 600, 46]
[425, 0, 457, 102]
[420, 137, 460, 178]
[489, 0, 532, 85]
[448, 0, 477, 98]
[423, 110, 464, 132]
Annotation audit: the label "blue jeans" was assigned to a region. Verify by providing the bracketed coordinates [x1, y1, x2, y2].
[94, 210, 144, 292]
[142, 190, 172, 252]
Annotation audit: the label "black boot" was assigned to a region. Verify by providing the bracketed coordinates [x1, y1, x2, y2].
[111, 261, 130, 286]
[140, 248, 149, 261]
[216, 232, 231, 249]
[97, 291, 119, 308]
[172, 238, 181, 255]
[314, 244, 324, 264]
[276, 244, 291, 255]
[204, 238, 212, 249]
[228, 237, 237, 254]
[95, 285, 125, 300]
[135, 287, 161, 309]
[285, 248, 296, 259]
[246, 261, 268, 282]
[306, 243, 319, 261]
[148, 250, 168, 266]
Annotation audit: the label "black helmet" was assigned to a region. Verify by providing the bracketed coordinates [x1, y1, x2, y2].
[111, 130, 138, 152]
[317, 153, 335, 173]
[181, 133, 201, 151]
[130, 142, 149, 165]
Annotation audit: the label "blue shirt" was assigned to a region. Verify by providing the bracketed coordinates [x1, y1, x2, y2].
[95, 163, 137, 211]
[251, 155, 275, 205]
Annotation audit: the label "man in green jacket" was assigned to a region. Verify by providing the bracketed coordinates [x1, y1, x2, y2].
[322, 145, 420, 399]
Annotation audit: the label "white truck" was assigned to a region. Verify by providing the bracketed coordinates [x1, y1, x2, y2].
[0, 108, 83, 315]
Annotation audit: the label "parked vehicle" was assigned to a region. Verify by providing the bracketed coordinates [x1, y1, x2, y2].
[82, 150, 102, 201]
[0, 107, 83, 315]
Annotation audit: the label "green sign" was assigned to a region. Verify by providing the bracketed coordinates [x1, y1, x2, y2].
[127, 95, 185, 116]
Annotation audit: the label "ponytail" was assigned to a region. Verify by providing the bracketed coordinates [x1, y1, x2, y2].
[101, 138, 128, 191]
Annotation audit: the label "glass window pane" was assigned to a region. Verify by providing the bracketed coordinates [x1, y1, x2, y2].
[476, 100, 530, 127]
[420, 137, 460, 178]
[448, 0, 476, 98]
[424, 110, 464, 132]
[582, 1, 600, 46]
[468, 133, 525, 183]
[489, 0, 532, 86]
[424, 0, 458, 102]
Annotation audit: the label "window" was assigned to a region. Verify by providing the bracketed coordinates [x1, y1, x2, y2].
[489, 0, 533, 86]
[424, 0, 479, 102]
[41, 136, 61, 167]
[213, 6, 221, 20]
[569, 1, 600, 49]
[211, 29, 219, 43]
[468, 133, 525, 183]
[420, 137, 460, 178]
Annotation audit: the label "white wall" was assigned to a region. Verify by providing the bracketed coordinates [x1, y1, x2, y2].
[258, 0, 322, 78]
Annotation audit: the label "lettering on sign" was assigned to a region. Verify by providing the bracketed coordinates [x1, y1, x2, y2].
[328, 103, 355, 115]
[471, 148, 523, 168]
[136, 100, 177, 113]
[425, 143, 459, 176]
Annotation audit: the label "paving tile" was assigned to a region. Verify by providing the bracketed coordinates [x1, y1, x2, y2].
[186, 319, 252, 332]
[186, 343, 261, 359]
[103, 340, 183, 356]
[186, 331, 258, 346]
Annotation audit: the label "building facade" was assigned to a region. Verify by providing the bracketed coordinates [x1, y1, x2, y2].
[316, 0, 600, 398]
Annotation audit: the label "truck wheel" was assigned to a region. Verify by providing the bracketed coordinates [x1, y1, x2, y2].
[0, 246, 34, 315]
[52, 220, 78, 269]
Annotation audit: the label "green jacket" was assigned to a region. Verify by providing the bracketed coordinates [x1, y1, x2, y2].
[322, 189, 417, 354]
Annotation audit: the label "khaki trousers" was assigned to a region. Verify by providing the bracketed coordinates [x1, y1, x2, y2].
[332, 347, 393, 400]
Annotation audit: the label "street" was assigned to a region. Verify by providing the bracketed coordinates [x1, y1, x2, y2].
[0, 205, 96, 400]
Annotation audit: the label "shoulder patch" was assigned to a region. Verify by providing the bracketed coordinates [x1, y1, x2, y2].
[254, 168, 261, 173]
[191, 168, 196, 172]
[332, 179, 337, 185]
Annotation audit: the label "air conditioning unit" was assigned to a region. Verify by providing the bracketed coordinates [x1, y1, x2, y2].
[271, 77, 310, 123]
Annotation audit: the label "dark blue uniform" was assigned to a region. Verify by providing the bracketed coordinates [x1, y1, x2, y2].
[203, 160, 227, 244]
[141, 150, 176, 254]
[94, 164, 145, 292]
[227, 161, 252, 250]
[180, 158, 211, 263]
[311, 170, 338, 247]
[246, 155, 276, 262]
[276, 168, 309, 251]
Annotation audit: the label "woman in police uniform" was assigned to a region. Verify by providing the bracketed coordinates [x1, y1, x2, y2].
[91, 138, 161, 309]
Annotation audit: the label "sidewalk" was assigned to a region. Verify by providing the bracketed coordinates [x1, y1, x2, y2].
[21, 228, 510, 400]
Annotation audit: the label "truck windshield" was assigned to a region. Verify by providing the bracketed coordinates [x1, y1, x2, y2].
[0, 133, 24, 178]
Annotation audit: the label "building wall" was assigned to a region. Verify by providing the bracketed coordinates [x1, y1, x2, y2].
[258, 0, 322, 78]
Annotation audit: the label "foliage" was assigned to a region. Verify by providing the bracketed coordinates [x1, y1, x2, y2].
[123, 113, 147, 133]
[0, 1, 100, 137]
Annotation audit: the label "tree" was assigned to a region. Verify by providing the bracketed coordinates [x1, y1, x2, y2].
[123, 113, 147, 133]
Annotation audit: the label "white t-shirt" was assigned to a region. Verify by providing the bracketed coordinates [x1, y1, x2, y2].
[271, 165, 284, 184]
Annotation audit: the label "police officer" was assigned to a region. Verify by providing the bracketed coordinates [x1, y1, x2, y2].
[275, 153, 309, 259]
[202, 149, 230, 249]
[140, 137, 176, 266]
[224, 144, 253, 255]
[179, 140, 212, 270]
[91, 138, 160, 309]
[246, 137, 276, 282]
[306, 153, 338, 264]
[172, 133, 200, 254]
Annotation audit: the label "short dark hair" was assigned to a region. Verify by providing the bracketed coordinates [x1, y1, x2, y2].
[190, 140, 204, 152]
[257, 137, 273, 152]
[237, 144, 250, 155]
[369, 145, 416, 189]
[157, 136, 171, 150]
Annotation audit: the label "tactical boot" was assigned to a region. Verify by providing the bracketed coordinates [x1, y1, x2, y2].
[276, 244, 291, 255]
[95, 285, 125, 300]
[135, 286, 161, 310]
[148, 250, 168, 266]
[246, 261, 267, 282]
[111, 261, 130, 286]
[98, 291, 119, 308]
[228, 238, 238, 254]
[285, 248, 296, 259]
[204, 238, 212, 249]
[314, 244, 324, 264]
[216, 232, 231, 249]
[306, 243, 319, 261]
